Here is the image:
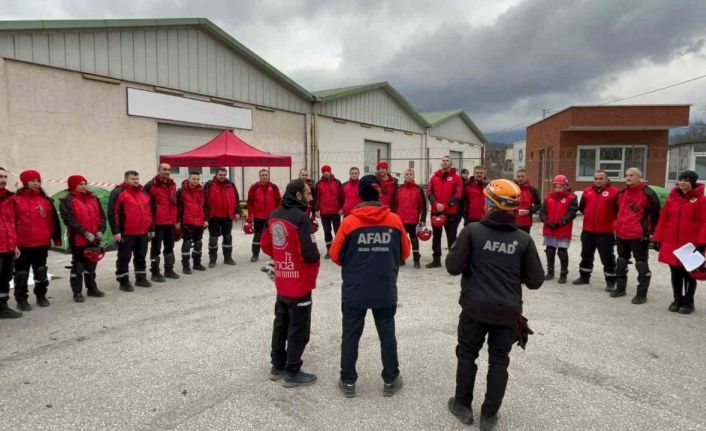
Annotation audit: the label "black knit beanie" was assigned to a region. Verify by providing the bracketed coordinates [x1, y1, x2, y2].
[358, 174, 382, 201]
[678, 170, 698, 189]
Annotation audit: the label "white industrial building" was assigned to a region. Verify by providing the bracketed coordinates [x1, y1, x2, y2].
[0, 18, 486, 193]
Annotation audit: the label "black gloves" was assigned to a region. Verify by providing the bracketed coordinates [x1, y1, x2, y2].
[515, 315, 534, 350]
[546, 222, 559, 229]
[652, 241, 660, 252]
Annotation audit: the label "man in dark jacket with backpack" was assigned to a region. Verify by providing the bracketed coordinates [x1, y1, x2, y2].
[261, 179, 321, 388]
[446, 179, 544, 430]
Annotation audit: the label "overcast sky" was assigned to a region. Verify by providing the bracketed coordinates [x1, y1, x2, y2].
[2, 0, 706, 136]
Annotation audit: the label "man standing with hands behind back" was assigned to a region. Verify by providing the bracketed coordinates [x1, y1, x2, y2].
[330, 174, 410, 399]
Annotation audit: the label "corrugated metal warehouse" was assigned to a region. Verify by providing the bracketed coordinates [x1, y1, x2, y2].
[0, 18, 486, 193]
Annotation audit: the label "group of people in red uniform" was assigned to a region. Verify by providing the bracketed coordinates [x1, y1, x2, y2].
[0, 159, 702, 321]
[534, 166, 703, 314]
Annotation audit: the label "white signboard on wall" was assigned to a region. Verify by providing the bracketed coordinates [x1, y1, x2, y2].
[127, 88, 253, 130]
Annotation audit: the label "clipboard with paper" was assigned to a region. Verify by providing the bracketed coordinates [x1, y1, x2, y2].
[672, 242, 706, 272]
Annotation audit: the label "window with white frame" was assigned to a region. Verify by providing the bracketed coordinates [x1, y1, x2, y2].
[667, 146, 692, 181]
[576, 145, 647, 181]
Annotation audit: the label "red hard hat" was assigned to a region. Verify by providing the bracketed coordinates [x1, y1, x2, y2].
[83, 247, 105, 264]
[416, 225, 432, 241]
[175, 226, 183, 242]
[431, 214, 447, 229]
[312, 220, 319, 233]
[243, 219, 255, 235]
[690, 266, 706, 281]
[552, 175, 569, 186]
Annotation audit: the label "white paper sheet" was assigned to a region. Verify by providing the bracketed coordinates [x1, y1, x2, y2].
[672, 242, 706, 272]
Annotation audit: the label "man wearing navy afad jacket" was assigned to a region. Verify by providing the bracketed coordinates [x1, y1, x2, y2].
[330, 175, 411, 399]
[261, 179, 321, 388]
[445, 179, 544, 431]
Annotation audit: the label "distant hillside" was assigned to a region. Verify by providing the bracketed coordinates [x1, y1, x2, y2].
[486, 142, 511, 151]
[485, 129, 526, 145]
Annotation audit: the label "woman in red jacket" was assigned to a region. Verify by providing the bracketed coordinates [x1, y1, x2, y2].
[60, 175, 107, 302]
[392, 168, 427, 268]
[13, 170, 62, 310]
[652, 171, 706, 314]
[539, 175, 578, 284]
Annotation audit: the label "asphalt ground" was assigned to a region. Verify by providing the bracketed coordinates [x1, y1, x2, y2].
[1, 220, 704, 431]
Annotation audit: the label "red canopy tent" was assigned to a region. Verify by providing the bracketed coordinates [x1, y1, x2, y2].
[159, 130, 292, 168]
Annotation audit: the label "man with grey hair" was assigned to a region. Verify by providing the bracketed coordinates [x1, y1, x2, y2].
[611, 167, 660, 304]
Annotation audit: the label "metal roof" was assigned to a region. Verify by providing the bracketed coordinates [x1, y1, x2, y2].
[313, 81, 430, 128]
[421, 109, 488, 144]
[0, 18, 314, 101]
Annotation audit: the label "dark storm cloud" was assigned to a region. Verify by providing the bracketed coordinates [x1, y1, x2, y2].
[2, 0, 705, 131]
[375, 0, 706, 117]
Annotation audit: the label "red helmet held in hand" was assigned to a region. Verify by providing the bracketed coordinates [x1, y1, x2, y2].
[83, 247, 105, 263]
[416, 224, 432, 241]
[175, 226, 183, 242]
[312, 220, 319, 233]
[431, 214, 447, 229]
[243, 219, 255, 235]
[690, 266, 706, 281]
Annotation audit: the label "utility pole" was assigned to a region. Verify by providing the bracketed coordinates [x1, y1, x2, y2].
[542, 108, 551, 118]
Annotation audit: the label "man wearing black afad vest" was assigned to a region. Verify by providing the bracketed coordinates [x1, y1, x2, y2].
[445, 179, 544, 430]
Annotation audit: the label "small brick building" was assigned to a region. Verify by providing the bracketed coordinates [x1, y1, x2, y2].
[526, 105, 690, 196]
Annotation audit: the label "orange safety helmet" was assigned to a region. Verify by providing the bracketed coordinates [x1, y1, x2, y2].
[243, 219, 255, 235]
[552, 174, 569, 186]
[483, 179, 521, 210]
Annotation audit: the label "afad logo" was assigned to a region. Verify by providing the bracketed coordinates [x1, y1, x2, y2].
[602, 191, 610, 197]
[483, 239, 518, 254]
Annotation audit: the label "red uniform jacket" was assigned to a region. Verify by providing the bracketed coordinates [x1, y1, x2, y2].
[108, 183, 154, 236]
[652, 184, 706, 266]
[614, 183, 660, 240]
[261, 205, 320, 299]
[14, 188, 61, 248]
[314, 176, 344, 215]
[464, 179, 489, 221]
[342, 180, 362, 216]
[427, 169, 463, 216]
[515, 181, 541, 227]
[204, 178, 241, 220]
[540, 191, 579, 240]
[177, 181, 207, 226]
[378, 174, 398, 207]
[247, 181, 281, 220]
[579, 184, 619, 233]
[0, 190, 17, 253]
[393, 181, 428, 225]
[59, 191, 106, 247]
[144, 176, 178, 226]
